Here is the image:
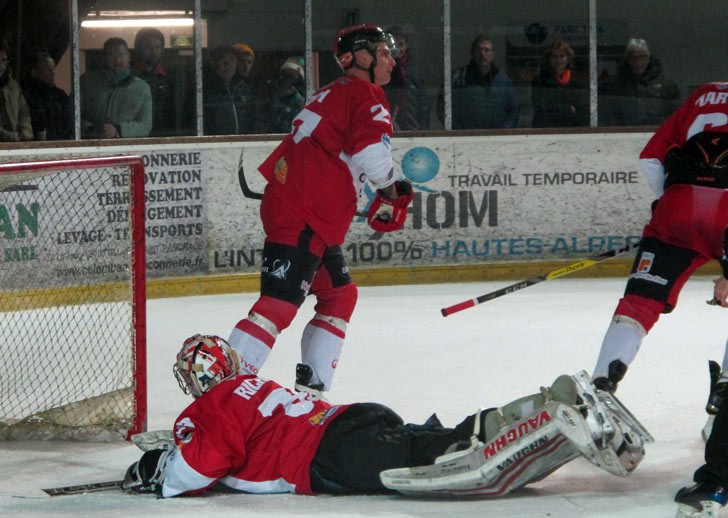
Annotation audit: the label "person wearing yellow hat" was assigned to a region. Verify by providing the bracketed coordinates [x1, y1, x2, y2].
[233, 43, 255, 80]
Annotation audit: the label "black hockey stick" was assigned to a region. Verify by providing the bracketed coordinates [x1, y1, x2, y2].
[441, 242, 641, 317]
[237, 149, 263, 200]
[236, 148, 369, 217]
[43, 480, 123, 496]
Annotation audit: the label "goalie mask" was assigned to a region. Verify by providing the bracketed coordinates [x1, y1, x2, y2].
[333, 24, 398, 81]
[173, 334, 241, 397]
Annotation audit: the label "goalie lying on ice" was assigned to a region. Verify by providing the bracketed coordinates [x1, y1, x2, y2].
[122, 335, 653, 498]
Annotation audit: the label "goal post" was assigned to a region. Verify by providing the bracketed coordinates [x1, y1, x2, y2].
[0, 156, 146, 441]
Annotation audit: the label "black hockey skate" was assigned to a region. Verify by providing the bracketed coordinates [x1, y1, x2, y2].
[295, 363, 324, 400]
[593, 360, 628, 393]
[675, 482, 727, 518]
[706, 361, 728, 415]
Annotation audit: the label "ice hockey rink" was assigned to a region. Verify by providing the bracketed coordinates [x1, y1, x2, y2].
[1, 276, 725, 517]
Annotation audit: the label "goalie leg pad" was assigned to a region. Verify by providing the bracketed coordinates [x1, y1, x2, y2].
[380, 401, 580, 497]
[569, 370, 654, 476]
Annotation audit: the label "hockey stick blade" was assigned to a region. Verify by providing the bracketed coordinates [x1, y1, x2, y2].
[42, 480, 123, 497]
[441, 242, 640, 317]
[238, 153, 263, 200]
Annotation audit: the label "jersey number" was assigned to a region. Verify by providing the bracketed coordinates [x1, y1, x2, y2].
[371, 104, 392, 124]
[291, 103, 392, 144]
[257, 388, 314, 417]
[688, 112, 728, 140]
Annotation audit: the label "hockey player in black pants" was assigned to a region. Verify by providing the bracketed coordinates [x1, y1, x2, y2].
[676, 339, 728, 517]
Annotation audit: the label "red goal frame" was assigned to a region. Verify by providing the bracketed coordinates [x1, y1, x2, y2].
[0, 155, 147, 439]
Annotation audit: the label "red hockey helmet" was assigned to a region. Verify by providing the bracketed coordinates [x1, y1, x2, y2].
[333, 24, 398, 72]
[173, 334, 241, 397]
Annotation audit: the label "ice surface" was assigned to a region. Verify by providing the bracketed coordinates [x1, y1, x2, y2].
[2, 277, 723, 517]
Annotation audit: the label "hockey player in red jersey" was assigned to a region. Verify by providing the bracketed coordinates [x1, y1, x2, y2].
[587, 83, 728, 516]
[122, 335, 652, 498]
[227, 25, 414, 400]
[593, 82, 728, 391]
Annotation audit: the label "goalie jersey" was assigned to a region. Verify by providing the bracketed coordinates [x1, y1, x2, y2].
[258, 75, 395, 246]
[162, 375, 350, 497]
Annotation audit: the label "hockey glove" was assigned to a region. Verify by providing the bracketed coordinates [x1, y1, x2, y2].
[367, 181, 414, 233]
[122, 447, 171, 494]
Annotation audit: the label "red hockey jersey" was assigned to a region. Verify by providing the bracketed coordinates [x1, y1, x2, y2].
[258, 75, 395, 246]
[161, 375, 350, 497]
[640, 82, 728, 195]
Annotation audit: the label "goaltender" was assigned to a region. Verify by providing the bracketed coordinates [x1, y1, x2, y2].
[121, 334, 652, 498]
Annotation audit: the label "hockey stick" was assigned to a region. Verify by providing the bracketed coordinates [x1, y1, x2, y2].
[42, 480, 123, 496]
[441, 242, 641, 317]
[237, 149, 263, 200]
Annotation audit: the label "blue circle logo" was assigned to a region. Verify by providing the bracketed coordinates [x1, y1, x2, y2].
[401, 147, 439, 184]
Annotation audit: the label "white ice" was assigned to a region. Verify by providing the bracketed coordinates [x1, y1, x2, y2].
[1, 276, 724, 517]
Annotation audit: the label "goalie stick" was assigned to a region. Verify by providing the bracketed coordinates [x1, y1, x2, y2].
[441, 242, 641, 317]
[42, 480, 123, 497]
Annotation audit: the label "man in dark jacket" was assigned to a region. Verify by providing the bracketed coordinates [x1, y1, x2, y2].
[133, 28, 177, 136]
[439, 35, 519, 129]
[599, 38, 680, 126]
[21, 51, 72, 140]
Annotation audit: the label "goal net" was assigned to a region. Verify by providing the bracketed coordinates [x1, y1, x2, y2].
[0, 156, 146, 441]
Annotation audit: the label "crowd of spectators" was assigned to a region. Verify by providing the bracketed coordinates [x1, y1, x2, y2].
[0, 30, 685, 142]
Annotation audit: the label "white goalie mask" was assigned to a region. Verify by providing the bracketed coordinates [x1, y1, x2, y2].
[173, 334, 242, 397]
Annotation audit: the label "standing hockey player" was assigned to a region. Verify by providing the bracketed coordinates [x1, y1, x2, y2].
[592, 82, 728, 395]
[122, 335, 652, 498]
[227, 25, 414, 399]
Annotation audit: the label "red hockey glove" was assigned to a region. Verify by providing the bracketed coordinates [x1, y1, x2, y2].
[367, 181, 414, 232]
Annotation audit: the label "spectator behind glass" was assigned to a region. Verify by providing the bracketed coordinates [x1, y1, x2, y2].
[262, 56, 305, 133]
[234, 43, 255, 81]
[81, 37, 152, 138]
[0, 42, 32, 142]
[233, 43, 258, 131]
[531, 40, 588, 128]
[382, 26, 430, 131]
[21, 51, 73, 140]
[439, 35, 519, 129]
[203, 45, 254, 135]
[133, 28, 176, 136]
[599, 38, 680, 126]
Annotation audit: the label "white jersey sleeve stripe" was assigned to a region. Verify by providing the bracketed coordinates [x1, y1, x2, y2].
[162, 448, 217, 497]
[351, 140, 396, 189]
[639, 157, 665, 197]
[220, 475, 297, 494]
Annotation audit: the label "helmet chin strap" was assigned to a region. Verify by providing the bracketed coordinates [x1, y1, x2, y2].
[351, 50, 377, 82]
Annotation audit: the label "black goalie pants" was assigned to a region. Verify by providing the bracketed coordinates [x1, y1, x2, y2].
[309, 403, 482, 494]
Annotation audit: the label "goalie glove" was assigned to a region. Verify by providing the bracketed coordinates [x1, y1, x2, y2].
[122, 447, 172, 494]
[367, 180, 414, 233]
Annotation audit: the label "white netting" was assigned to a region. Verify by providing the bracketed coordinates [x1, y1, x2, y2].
[0, 161, 143, 441]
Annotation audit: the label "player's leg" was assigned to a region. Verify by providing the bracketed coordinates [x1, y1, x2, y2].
[228, 225, 324, 375]
[593, 236, 705, 391]
[702, 349, 728, 442]
[676, 391, 728, 517]
[296, 245, 357, 398]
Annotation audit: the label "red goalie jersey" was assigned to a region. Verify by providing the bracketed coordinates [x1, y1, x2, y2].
[258, 75, 395, 246]
[161, 375, 350, 497]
